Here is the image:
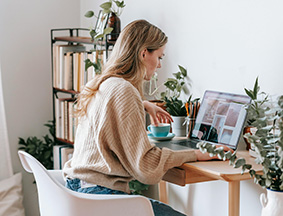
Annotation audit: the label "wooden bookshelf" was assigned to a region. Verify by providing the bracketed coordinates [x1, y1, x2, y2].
[53, 87, 79, 95]
[54, 36, 116, 46]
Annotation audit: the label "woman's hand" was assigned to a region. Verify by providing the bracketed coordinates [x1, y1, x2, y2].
[195, 145, 234, 161]
[143, 101, 173, 126]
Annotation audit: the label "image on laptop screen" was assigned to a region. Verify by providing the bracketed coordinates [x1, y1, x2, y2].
[191, 90, 251, 149]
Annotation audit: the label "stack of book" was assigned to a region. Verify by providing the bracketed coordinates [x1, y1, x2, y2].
[55, 98, 76, 142]
[53, 44, 106, 92]
[53, 145, 74, 169]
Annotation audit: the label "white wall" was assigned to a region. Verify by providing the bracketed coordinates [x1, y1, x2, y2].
[0, 1, 80, 215]
[1, 0, 282, 215]
[80, 1, 281, 216]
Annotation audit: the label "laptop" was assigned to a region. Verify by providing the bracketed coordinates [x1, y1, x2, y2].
[154, 90, 251, 151]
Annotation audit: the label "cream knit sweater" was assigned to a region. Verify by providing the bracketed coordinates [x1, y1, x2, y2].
[63, 77, 197, 193]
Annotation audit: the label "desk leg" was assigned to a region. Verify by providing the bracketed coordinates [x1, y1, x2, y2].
[158, 180, 168, 204]
[228, 181, 240, 216]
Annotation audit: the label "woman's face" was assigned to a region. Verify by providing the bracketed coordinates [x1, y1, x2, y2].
[142, 45, 166, 81]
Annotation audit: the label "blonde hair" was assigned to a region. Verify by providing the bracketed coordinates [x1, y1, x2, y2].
[76, 19, 168, 118]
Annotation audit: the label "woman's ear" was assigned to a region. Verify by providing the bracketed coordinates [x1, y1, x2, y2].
[141, 48, 147, 59]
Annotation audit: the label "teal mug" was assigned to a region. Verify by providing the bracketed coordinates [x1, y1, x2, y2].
[147, 123, 170, 137]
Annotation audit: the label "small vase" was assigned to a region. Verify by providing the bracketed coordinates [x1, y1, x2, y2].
[171, 116, 187, 137]
[107, 12, 121, 41]
[260, 189, 283, 216]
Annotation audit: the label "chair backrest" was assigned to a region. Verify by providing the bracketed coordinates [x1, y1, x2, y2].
[18, 150, 154, 216]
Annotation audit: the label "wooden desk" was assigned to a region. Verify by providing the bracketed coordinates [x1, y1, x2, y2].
[159, 150, 262, 216]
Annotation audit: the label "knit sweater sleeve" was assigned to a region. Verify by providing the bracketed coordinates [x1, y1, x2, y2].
[103, 80, 197, 185]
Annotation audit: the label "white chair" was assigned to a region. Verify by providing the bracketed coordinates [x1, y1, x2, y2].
[18, 150, 154, 216]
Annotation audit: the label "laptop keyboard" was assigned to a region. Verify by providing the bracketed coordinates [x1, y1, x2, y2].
[170, 139, 200, 149]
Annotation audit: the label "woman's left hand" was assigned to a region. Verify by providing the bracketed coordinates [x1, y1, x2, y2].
[143, 101, 173, 126]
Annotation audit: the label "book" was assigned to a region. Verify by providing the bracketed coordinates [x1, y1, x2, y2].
[57, 98, 75, 140]
[53, 44, 86, 89]
[55, 97, 62, 139]
[64, 52, 73, 90]
[73, 52, 80, 92]
[53, 145, 74, 169]
[79, 52, 87, 92]
[68, 100, 75, 142]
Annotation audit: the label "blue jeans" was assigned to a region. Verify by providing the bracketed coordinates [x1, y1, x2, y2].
[66, 178, 186, 216]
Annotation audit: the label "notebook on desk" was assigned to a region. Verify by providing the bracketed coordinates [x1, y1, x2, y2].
[154, 90, 251, 151]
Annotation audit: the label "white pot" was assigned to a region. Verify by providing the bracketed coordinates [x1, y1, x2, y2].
[171, 116, 187, 137]
[260, 189, 283, 216]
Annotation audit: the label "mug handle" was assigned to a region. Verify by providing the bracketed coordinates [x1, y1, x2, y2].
[147, 125, 151, 132]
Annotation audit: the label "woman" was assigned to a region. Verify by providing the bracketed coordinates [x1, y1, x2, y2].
[63, 19, 229, 216]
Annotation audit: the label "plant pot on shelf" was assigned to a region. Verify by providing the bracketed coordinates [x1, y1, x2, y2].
[107, 12, 120, 41]
[260, 189, 283, 216]
[171, 116, 187, 137]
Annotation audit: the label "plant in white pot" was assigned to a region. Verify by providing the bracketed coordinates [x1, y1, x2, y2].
[197, 95, 283, 216]
[160, 65, 191, 136]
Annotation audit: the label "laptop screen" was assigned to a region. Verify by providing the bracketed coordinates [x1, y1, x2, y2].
[191, 90, 251, 149]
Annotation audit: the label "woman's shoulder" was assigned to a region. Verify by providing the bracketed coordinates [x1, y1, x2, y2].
[102, 77, 138, 94]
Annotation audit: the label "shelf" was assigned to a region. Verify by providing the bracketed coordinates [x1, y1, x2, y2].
[53, 36, 116, 46]
[56, 137, 74, 145]
[53, 87, 79, 95]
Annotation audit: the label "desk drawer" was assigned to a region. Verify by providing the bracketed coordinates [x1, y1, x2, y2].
[162, 167, 186, 186]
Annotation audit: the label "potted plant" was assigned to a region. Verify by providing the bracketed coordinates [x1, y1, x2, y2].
[84, 1, 126, 75]
[18, 121, 56, 169]
[243, 77, 268, 150]
[85, 0, 125, 41]
[197, 95, 283, 216]
[160, 65, 191, 136]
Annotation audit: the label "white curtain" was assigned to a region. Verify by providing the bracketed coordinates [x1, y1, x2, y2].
[0, 63, 13, 180]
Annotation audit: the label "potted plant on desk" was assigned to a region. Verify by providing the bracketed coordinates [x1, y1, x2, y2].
[197, 95, 283, 216]
[243, 77, 268, 151]
[160, 65, 191, 136]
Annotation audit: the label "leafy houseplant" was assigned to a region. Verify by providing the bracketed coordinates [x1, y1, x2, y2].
[160, 65, 190, 116]
[197, 95, 283, 191]
[243, 77, 268, 150]
[85, 0, 125, 41]
[84, 1, 126, 74]
[18, 121, 56, 169]
[244, 77, 268, 126]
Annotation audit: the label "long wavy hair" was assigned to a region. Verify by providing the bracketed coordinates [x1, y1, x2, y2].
[76, 19, 168, 118]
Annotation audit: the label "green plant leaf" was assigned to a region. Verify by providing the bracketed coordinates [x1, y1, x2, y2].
[245, 88, 255, 100]
[103, 27, 114, 35]
[234, 158, 246, 168]
[114, 0, 126, 8]
[129, 180, 149, 195]
[100, 2, 112, 10]
[178, 65, 187, 77]
[173, 72, 181, 80]
[85, 10, 94, 18]
[253, 77, 259, 99]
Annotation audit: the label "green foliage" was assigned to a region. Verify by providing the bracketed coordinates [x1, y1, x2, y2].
[100, 0, 126, 16]
[161, 65, 190, 116]
[84, 0, 125, 74]
[85, 0, 125, 19]
[84, 10, 94, 18]
[244, 77, 269, 125]
[197, 95, 283, 191]
[85, 58, 102, 75]
[18, 121, 56, 170]
[129, 180, 149, 195]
